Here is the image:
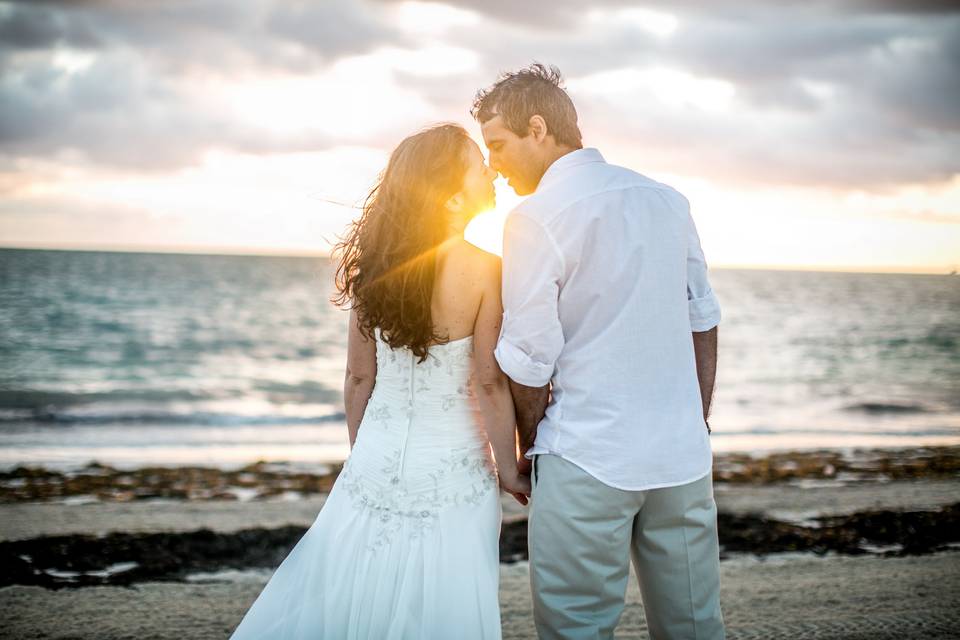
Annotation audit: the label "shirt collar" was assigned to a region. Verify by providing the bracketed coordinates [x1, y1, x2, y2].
[536, 147, 605, 192]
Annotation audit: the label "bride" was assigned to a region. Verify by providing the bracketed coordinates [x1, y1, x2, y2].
[229, 123, 530, 639]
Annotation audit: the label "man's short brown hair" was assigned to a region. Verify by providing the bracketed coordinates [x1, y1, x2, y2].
[471, 63, 583, 149]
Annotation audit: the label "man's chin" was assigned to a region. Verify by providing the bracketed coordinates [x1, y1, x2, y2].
[506, 176, 533, 196]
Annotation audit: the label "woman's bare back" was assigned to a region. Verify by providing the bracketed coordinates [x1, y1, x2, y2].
[430, 238, 497, 345]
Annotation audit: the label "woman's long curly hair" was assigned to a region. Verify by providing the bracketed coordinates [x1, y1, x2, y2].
[332, 123, 471, 362]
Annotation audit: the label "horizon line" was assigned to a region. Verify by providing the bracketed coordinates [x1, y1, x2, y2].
[0, 242, 956, 276]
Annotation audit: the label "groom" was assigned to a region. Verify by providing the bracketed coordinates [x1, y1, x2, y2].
[472, 64, 726, 639]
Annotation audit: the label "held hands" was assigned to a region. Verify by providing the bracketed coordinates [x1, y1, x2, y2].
[498, 461, 532, 506]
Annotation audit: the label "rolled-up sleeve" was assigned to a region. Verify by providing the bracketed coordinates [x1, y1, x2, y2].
[494, 212, 565, 387]
[685, 204, 722, 332]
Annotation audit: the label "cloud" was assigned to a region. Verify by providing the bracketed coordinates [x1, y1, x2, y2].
[379, 0, 960, 24]
[0, 0, 407, 75]
[0, 0, 401, 171]
[0, 3, 101, 53]
[266, 1, 402, 60]
[0, 47, 342, 171]
[0, 0, 957, 190]
[858, 0, 960, 14]
[438, 3, 960, 188]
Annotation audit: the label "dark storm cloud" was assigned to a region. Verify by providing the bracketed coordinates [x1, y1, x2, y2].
[663, 11, 959, 122]
[266, 2, 400, 59]
[859, 0, 960, 13]
[0, 3, 105, 53]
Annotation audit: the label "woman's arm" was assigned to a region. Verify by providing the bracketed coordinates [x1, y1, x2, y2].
[343, 308, 377, 449]
[471, 254, 530, 505]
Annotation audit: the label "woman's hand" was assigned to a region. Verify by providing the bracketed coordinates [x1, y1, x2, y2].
[499, 465, 532, 506]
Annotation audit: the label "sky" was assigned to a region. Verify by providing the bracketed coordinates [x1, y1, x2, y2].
[0, 0, 958, 273]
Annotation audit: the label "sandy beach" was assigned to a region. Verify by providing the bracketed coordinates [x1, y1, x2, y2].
[2, 447, 959, 639]
[3, 552, 958, 640]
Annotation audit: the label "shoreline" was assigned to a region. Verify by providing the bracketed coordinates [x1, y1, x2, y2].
[3, 445, 957, 505]
[4, 435, 959, 471]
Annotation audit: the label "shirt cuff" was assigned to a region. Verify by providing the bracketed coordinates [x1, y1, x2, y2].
[689, 291, 721, 332]
[494, 338, 553, 387]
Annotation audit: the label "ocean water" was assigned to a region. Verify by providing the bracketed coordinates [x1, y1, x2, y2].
[1, 248, 958, 471]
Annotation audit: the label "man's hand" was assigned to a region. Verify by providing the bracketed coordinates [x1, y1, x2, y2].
[509, 379, 549, 456]
[517, 455, 532, 477]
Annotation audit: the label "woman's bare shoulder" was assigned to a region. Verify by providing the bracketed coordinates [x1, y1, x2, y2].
[432, 240, 498, 335]
[457, 240, 501, 279]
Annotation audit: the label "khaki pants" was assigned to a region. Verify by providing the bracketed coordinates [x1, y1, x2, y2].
[528, 454, 725, 640]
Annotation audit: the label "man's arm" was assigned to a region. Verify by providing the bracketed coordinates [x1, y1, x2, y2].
[494, 212, 566, 475]
[692, 326, 718, 428]
[509, 380, 549, 475]
[682, 193, 721, 432]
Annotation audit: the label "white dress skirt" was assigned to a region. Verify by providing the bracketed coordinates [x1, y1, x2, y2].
[229, 332, 503, 639]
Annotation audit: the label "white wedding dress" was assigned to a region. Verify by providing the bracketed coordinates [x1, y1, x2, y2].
[230, 329, 503, 639]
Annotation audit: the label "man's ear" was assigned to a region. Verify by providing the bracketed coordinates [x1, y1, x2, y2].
[528, 115, 548, 143]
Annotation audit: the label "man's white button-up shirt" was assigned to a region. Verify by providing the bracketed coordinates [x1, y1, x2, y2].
[493, 148, 721, 491]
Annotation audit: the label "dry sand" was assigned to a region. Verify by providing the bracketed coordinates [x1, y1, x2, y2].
[2, 552, 958, 639]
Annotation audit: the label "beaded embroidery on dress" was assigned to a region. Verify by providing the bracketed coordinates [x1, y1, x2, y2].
[230, 330, 503, 640]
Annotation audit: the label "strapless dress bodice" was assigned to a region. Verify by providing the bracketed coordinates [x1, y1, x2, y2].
[338, 329, 497, 550]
